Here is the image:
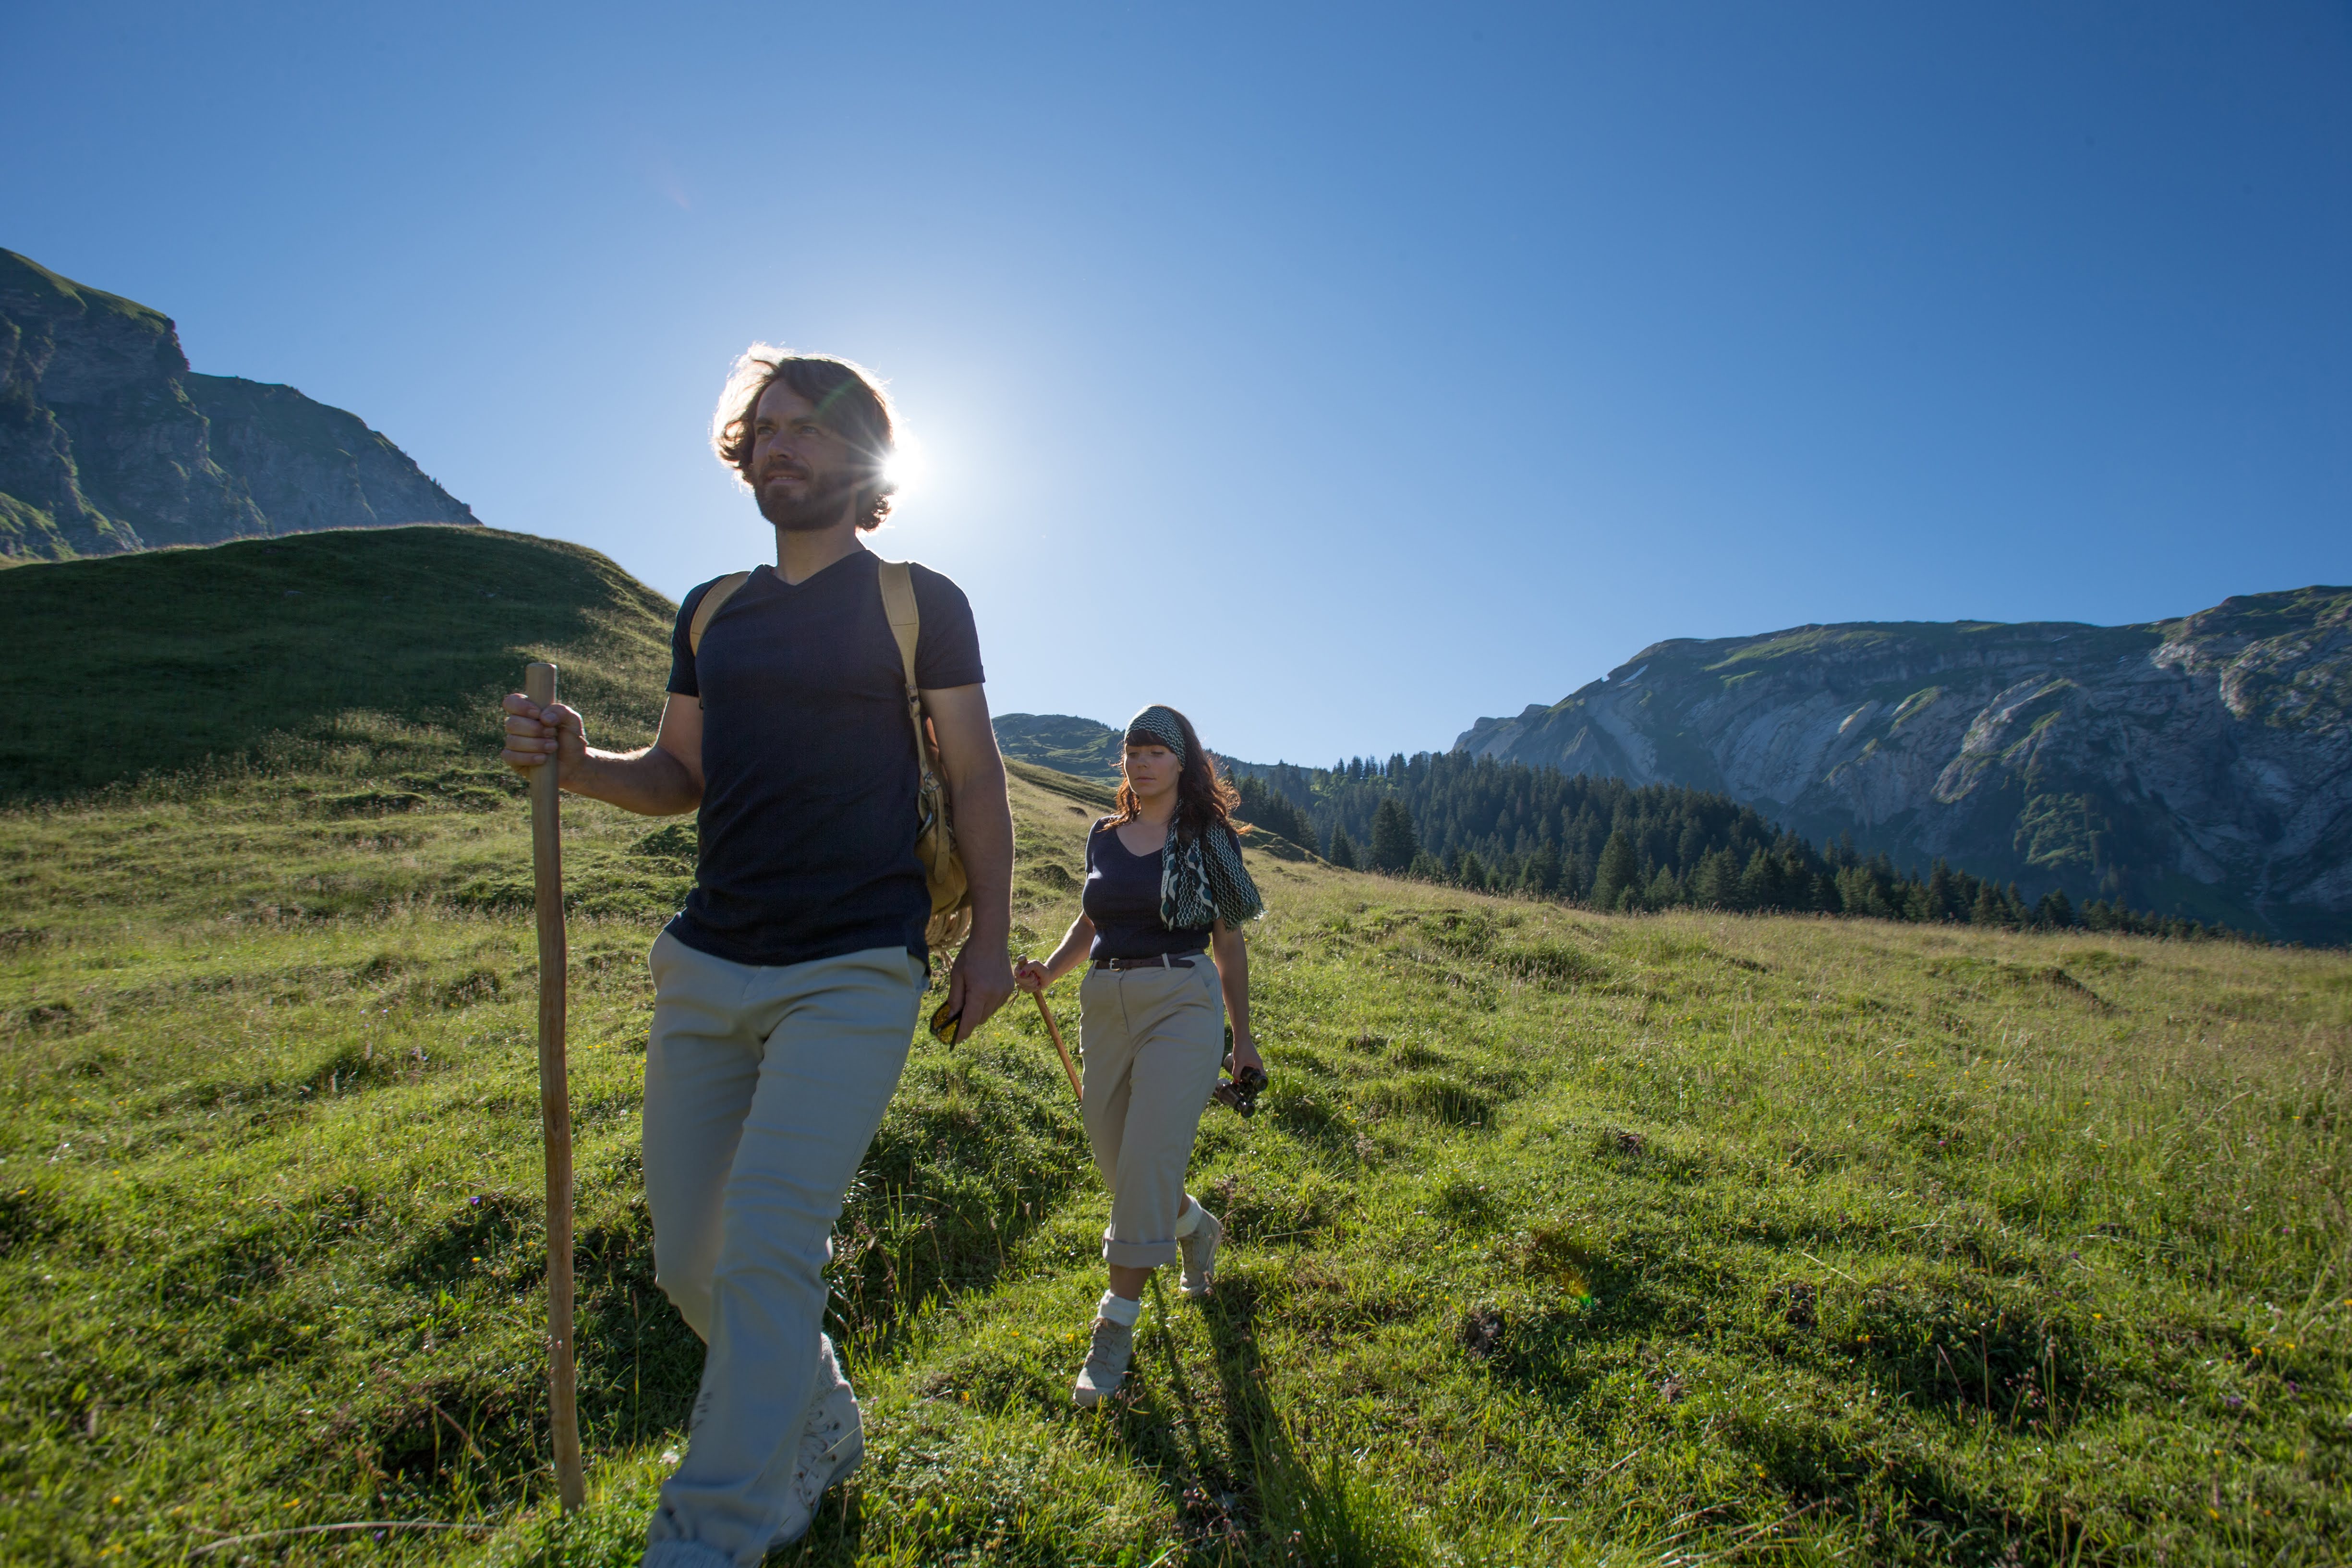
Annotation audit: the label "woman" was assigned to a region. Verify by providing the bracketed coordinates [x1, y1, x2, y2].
[1014, 704, 1266, 1407]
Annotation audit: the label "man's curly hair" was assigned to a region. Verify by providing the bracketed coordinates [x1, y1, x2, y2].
[711, 345, 898, 530]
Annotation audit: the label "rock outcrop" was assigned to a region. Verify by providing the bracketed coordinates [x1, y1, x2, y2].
[1455, 591, 2352, 943]
[0, 249, 475, 560]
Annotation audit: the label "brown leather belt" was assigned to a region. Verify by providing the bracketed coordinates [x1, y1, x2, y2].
[1092, 954, 1198, 971]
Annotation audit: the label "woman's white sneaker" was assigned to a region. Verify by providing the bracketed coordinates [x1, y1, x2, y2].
[1072, 1316, 1135, 1407]
[1177, 1205, 1223, 1298]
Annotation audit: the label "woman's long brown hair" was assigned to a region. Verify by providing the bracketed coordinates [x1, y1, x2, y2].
[1111, 705, 1246, 842]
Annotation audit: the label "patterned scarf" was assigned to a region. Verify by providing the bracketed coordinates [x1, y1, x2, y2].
[1122, 705, 1266, 931]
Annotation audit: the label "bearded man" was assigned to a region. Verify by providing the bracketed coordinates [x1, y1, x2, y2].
[502, 348, 1014, 1566]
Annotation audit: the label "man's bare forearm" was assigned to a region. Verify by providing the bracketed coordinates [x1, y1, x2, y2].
[567, 746, 703, 816]
[950, 754, 1014, 950]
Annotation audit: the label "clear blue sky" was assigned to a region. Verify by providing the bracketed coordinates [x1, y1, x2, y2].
[8, 3, 2348, 765]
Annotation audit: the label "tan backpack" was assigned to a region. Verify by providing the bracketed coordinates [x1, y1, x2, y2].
[688, 560, 974, 952]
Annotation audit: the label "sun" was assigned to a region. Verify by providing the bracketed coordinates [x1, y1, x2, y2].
[882, 431, 930, 505]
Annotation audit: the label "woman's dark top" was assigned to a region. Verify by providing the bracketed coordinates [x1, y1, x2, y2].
[1084, 819, 1212, 960]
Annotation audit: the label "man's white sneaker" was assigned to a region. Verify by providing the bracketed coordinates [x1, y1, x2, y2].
[766, 1374, 864, 1550]
[1071, 1316, 1135, 1407]
[1177, 1205, 1223, 1299]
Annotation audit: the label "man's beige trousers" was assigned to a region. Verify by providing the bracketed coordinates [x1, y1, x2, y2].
[1078, 959, 1226, 1268]
[639, 931, 923, 1568]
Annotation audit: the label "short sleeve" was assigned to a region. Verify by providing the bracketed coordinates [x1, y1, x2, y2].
[909, 564, 985, 690]
[667, 579, 718, 697]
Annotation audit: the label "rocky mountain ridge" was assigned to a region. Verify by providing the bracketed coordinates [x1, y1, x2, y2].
[0, 249, 475, 560]
[1455, 590, 2352, 942]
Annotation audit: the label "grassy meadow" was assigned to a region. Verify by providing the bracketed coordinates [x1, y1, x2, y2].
[1, 529, 2348, 1564]
[4, 752, 2348, 1566]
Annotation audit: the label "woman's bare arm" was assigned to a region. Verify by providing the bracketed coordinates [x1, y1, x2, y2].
[1210, 919, 1259, 1071]
[1019, 912, 1097, 992]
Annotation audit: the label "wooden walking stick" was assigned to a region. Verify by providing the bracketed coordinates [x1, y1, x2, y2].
[1031, 988, 1082, 1104]
[525, 662, 585, 1513]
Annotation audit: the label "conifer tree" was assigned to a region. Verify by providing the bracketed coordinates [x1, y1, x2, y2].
[1524, 839, 1562, 896]
[1779, 854, 1819, 912]
[1327, 825, 1358, 870]
[1926, 860, 1959, 921]
[1370, 798, 1419, 873]
[1592, 829, 1639, 910]
[1693, 847, 1738, 909]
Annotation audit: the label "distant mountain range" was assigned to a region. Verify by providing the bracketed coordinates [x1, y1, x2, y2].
[0, 249, 475, 561]
[1456, 594, 2352, 943]
[8, 245, 2340, 941]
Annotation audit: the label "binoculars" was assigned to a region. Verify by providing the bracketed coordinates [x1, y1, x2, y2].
[1211, 1051, 1269, 1118]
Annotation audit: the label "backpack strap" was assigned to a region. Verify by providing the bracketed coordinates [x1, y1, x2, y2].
[687, 571, 753, 655]
[876, 559, 923, 706]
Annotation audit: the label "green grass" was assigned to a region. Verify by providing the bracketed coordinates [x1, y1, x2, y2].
[0, 525, 672, 803]
[991, 716, 1127, 783]
[2, 538, 2348, 1564]
[4, 758, 2346, 1566]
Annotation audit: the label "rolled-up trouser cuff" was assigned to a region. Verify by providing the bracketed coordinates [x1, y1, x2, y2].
[642, 1541, 733, 1568]
[1103, 1232, 1179, 1268]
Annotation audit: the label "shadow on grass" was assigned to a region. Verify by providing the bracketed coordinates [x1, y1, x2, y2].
[827, 1041, 1095, 1354]
[361, 1213, 702, 1509]
[1095, 1274, 1425, 1567]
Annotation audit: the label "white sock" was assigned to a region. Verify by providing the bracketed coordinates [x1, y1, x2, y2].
[1097, 1290, 1141, 1327]
[1172, 1197, 1204, 1239]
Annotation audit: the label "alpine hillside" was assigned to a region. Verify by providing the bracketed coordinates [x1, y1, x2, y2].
[0, 249, 477, 562]
[1456, 593, 2352, 944]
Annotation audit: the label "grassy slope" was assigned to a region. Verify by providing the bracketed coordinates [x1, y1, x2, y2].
[991, 716, 1128, 782]
[0, 525, 672, 803]
[0, 539, 2347, 1565]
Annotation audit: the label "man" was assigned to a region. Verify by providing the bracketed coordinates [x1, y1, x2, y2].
[501, 347, 1014, 1567]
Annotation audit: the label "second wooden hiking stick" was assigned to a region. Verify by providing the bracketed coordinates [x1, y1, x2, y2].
[1032, 990, 1082, 1103]
[526, 661, 586, 1513]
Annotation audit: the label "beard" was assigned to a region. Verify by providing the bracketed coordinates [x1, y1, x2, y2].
[755, 468, 866, 533]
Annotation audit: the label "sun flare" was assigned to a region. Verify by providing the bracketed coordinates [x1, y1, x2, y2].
[882, 431, 929, 504]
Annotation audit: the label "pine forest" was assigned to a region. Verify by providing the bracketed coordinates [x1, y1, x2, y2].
[1229, 752, 2236, 941]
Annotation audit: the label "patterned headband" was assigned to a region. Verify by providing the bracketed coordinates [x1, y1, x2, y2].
[1123, 705, 1188, 763]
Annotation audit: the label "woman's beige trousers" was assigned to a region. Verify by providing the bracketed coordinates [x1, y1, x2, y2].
[1078, 958, 1226, 1267]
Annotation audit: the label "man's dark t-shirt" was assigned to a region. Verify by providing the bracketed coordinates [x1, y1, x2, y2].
[664, 550, 983, 969]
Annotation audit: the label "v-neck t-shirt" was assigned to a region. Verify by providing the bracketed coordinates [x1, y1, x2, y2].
[1082, 819, 1212, 960]
[663, 550, 984, 969]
